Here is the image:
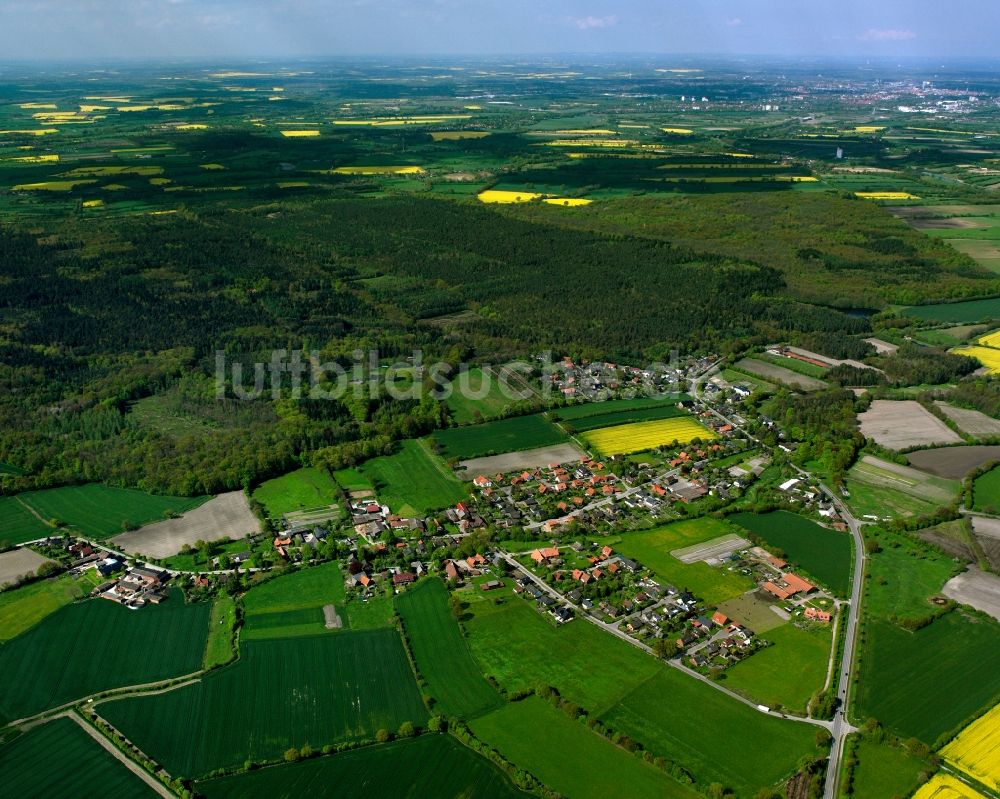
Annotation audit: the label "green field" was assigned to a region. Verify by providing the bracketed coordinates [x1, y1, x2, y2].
[100, 629, 429, 776]
[904, 297, 1000, 323]
[251, 467, 339, 520]
[471, 697, 700, 799]
[864, 530, 956, 623]
[601, 667, 819, 797]
[358, 439, 469, 514]
[432, 415, 567, 460]
[0, 591, 209, 723]
[973, 465, 1000, 512]
[447, 367, 518, 425]
[722, 622, 833, 713]
[0, 572, 101, 641]
[198, 734, 529, 799]
[613, 518, 756, 605]
[856, 612, 1000, 744]
[554, 396, 691, 421]
[241, 562, 355, 640]
[0, 496, 52, 545]
[843, 738, 927, 799]
[395, 578, 503, 719]
[0, 715, 158, 798]
[244, 562, 346, 616]
[563, 404, 689, 433]
[730, 511, 853, 596]
[10, 484, 207, 540]
[464, 586, 660, 713]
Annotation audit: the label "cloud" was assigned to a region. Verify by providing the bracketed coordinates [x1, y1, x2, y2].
[858, 28, 916, 42]
[726, 17, 742, 27]
[572, 14, 617, 30]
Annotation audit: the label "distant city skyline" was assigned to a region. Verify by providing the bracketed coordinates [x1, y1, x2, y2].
[0, 0, 998, 61]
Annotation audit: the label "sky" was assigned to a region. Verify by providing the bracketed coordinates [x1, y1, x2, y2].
[0, 0, 998, 61]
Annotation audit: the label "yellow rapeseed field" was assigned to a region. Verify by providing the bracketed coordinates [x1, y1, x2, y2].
[281, 130, 320, 137]
[662, 127, 694, 134]
[0, 129, 59, 136]
[82, 199, 104, 208]
[952, 346, 1000, 374]
[977, 330, 1000, 348]
[942, 704, 1000, 786]
[4, 154, 59, 164]
[13, 180, 97, 192]
[911, 773, 988, 799]
[582, 417, 716, 456]
[477, 189, 546, 204]
[542, 198, 592, 206]
[19, 103, 57, 109]
[331, 165, 425, 175]
[175, 123, 208, 130]
[855, 191, 921, 200]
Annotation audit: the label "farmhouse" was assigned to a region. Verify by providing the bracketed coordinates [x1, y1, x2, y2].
[762, 572, 816, 601]
[805, 607, 832, 623]
[530, 547, 561, 564]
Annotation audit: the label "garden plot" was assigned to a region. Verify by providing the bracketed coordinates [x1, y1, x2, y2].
[850, 455, 959, 506]
[942, 566, 1000, 623]
[934, 402, 1000, 437]
[112, 491, 259, 558]
[857, 400, 962, 450]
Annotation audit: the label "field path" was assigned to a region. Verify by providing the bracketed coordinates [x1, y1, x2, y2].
[66, 712, 176, 798]
[18, 711, 176, 799]
[415, 437, 464, 486]
[14, 496, 55, 528]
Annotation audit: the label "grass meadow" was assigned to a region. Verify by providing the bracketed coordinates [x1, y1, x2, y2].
[463, 586, 660, 713]
[600, 667, 818, 797]
[11, 484, 207, 540]
[471, 697, 700, 799]
[395, 578, 503, 719]
[0, 572, 102, 641]
[358, 439, 468, 514]
[251, 467, 339, 520]
[721, 621, 832, 713]
[612, 518, 756, 605]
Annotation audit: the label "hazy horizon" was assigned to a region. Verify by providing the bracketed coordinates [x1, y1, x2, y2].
[0, 0, 998, 61]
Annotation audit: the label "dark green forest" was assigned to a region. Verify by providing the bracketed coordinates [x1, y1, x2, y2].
[0, 193, 988, 494]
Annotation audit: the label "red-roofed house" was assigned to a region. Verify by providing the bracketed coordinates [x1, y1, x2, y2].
[711, 611, 729, 626]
